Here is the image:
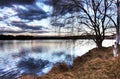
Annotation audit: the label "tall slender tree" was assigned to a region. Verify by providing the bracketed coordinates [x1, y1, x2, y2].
[104, 0, 120, 57]
[113, 0, 120, 57]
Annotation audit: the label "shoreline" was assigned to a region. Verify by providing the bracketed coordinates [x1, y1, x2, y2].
[18, 46, 120, 79]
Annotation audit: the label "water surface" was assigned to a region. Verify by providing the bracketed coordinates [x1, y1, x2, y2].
[0, 40, 114, 78]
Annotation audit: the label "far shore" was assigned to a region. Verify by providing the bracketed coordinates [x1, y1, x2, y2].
[0, 34, 114, 40]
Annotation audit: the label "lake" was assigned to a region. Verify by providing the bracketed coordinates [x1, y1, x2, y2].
[0, 39, 114, 78]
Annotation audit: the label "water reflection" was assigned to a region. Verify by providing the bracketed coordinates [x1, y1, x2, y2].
[0, 40, 77, 79]
[17, 58, 51, 76]
[0, 40, 114, 79]
[12, 48, 29, 58]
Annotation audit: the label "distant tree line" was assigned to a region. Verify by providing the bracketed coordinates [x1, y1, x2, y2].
[0, 34, 114, 40]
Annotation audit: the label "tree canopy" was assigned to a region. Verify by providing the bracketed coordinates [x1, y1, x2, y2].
[51, 0, 118, 49]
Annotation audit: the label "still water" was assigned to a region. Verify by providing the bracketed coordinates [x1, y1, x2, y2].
[0, 40, 114, 79]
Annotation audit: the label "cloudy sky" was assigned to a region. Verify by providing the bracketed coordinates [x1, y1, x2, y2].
[0, 0, 53, 35]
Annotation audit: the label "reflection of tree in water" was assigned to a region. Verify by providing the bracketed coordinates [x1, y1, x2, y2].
[65, 54, 74, 68]
[12, 46, 49, 58]
[52, 51, 65, 56]
[0, 42, 4, 51]
[31, 47, 46, 53]
[64, 40, 76, 64]
[12, 48, 29, 58]
[0, 41, 15, 51]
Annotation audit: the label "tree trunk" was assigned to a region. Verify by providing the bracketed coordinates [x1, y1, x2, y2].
[96, 39, 103, 49]
[113, 34, 119, 57]
[113, 0, 120, 57]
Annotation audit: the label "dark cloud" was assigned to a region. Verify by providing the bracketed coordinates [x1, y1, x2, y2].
[13, 0, 35, 4]
[11, 21, 43, 30]
[0, 0, 53, 6]
[0, 30, 49, 34]
[17, 7, 48, 20]
[0, 31, 25, 33]
[42, 0, 52, 5]
[0, 0, 49, 20]
[10, 0, 49, 20]
[0, 0, 35, 6]
[0, 0, 51, 33]
[52, 0, 80, 16]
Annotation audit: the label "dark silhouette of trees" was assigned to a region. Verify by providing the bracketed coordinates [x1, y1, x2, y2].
[51, 0, 114, 49]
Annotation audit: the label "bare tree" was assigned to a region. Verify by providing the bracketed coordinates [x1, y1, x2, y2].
[113, 0, 120, 57]
[51, 0, 113, 49]
[101, 0, 120, 57]
[110, 0, 120, 57]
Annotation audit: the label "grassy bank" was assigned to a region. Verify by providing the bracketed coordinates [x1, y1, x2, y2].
[18, 46, 120, 79]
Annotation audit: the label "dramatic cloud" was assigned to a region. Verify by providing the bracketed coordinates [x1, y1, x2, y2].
[41, 0, 52, 5]
[0, 0, 52, 34]
[0, 0, 35, 6]
[51, 0, 80, 16]
[11, 21, 43, 30]
[15, 5, 48, 20]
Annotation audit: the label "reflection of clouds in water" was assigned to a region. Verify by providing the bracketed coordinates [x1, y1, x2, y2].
[32, 47, 43, 53]
[0, 40, 75, 78]
[17, 58, 51, 76]
[0, 51, 74, 78]
[12, 48, 29, 58]
[0, 58, 9, 68]
[26, 51, 74, 65]
[0, 57, 52, 79]
[0, 40, 114, 78]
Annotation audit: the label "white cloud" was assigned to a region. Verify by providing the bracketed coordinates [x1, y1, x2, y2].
[27, 18, 51, 28]
[35, 0, 52, 13]
[39, 18, 51, 27]
[0, 13, 4, 18]
[0, 21, 8, 27]
[0, 1, 51, 34]
[0, 7, 17, 16]
[7, 16, 21, 22]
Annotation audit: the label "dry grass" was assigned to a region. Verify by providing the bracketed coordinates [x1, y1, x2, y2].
[17, 75, 37, 79]
[18, 46, 120, 79]
[108, 56, 120, 79]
